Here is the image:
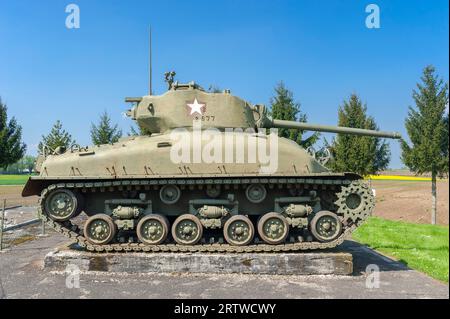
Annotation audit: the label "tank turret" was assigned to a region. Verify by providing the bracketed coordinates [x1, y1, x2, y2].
[125, 81, 255, 133]
[125, 80, 401, 140]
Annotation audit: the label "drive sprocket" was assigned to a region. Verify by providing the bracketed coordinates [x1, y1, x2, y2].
[335, 180, 375, 223]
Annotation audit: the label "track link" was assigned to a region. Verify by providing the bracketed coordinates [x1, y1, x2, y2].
[38, 177, 367, 253]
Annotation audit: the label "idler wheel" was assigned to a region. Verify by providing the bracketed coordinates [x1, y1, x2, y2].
[310, 211, 342, 242]
[84, 214, 117, 245]
[159, 185, 181, 205]
[245, 184, 267, 204]
[137, 214, 170, 245]
[223, 215, 255, 246]
[44, 189, 81, 222]
[257, 212, 289, 244]
[171, 214, 203, 245]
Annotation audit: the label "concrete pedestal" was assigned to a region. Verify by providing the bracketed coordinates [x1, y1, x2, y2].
[44, 244, 353, 275]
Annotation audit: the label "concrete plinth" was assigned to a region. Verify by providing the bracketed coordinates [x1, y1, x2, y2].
[44, 244, 353, 275]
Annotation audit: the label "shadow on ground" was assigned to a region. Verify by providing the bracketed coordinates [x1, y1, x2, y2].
[333, 240, 409, 275]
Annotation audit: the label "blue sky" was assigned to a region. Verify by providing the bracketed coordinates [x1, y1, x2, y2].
[1, 0, 448, 168]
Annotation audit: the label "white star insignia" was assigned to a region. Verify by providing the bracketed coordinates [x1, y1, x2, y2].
[187, 98, 206, 116]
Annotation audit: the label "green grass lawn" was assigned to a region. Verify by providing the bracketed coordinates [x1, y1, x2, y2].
[0, 174, 31, 185]
[353, 217, 449, 282]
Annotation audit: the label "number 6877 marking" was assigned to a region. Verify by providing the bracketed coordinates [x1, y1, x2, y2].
[201, 115, 215, 121]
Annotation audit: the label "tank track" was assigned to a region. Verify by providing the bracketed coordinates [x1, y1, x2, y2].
[38, 177, 369, 253]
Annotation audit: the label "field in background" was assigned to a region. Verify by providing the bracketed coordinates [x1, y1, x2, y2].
[369, 175, 433, 181]
[353, 217, 449, 282]
[0, 175, 30, 185]
[0, 185, 38, 207]
[371, 180, 449, 225]
[376, 169, 446, 178]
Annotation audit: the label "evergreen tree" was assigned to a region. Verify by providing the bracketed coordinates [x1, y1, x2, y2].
[38, 120, 75, 154]
[270, 82, 319, 148]
[128, 123, 152, 136]
[90, 111, 122, 145]
[401, 66, 449, 224]
[0, 98, 26, 168]
[330, 94, 390, 176]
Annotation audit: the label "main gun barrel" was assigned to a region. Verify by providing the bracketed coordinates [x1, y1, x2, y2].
[270, 119, 402, 139]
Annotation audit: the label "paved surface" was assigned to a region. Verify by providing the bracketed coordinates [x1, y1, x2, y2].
[0, 228, 448, 299]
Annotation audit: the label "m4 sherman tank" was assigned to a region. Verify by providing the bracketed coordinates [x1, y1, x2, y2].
[22, 74, 401, 253]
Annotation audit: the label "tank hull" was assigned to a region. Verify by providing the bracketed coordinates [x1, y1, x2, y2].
[24, 89, 380, 252]
[24, 131, 338, 196]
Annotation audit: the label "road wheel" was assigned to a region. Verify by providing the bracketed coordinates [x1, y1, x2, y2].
[223, 215, 254, 246]
[257, 212, 289, 244]
[137, 214, 169, 245]
[171, 214, 203, 245]
[310, 211, 342, 242]
[84, 214, 117, 245]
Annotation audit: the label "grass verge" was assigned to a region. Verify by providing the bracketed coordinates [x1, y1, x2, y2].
[353, 217, 449, 282]
[0, 175, 30, 185]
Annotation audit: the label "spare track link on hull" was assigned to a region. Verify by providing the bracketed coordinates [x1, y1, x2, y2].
[38, 177, 364, 253]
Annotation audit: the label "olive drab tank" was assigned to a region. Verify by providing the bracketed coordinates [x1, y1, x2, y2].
[22, 73, 401, 252]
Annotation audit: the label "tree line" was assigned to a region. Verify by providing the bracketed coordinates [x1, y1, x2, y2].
[0, 66, 448, 224]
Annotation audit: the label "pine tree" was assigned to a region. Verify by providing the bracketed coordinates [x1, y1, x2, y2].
[0, 98, 26, 168]
[38, 120, 75, 154]
[401, 66, 449, 225]
[90, 111, 122, 145]
[129, 123, 152, 136]
[330, 94, 390, 176]
[270, 82, 319, 148]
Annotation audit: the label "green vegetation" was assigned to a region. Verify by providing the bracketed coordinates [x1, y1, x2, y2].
[1, 98, 27, 168]
[38, 120, 76, 154]
[401, 65, 449, 225]
[0, 174, 30, 185]
[0, 155, 36, 174]
[353, 217, 449, 282]
[128, 123, 152, 137]
[91, 111, 122, 145]
[327, 94, 390, 176]
[270, 81, 319, 148]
